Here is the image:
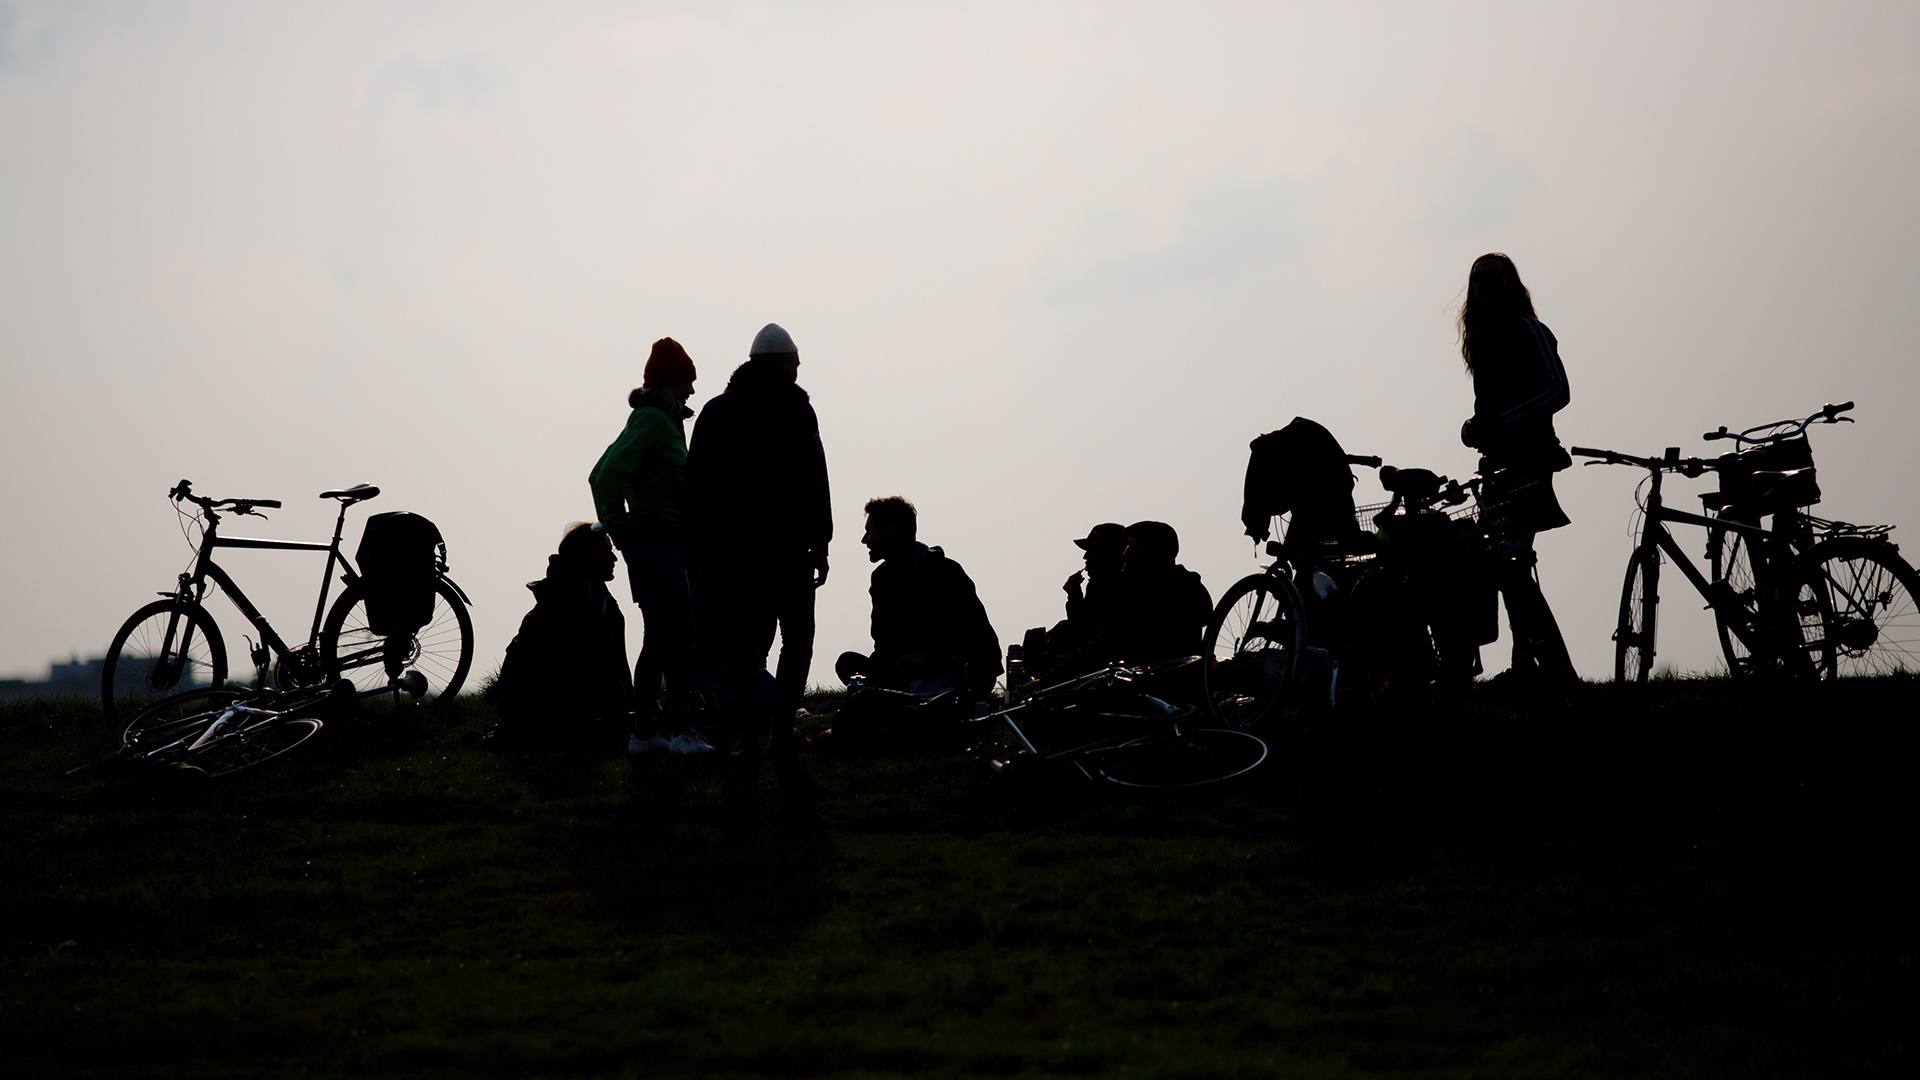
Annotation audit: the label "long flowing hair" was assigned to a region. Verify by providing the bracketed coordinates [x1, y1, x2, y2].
[1458, 252, 1535, 372]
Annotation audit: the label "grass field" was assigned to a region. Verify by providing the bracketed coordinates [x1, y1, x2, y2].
[3, 678, 1914, 1078]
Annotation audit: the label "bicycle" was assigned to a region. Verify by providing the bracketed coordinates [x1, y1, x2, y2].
[1573, 402, 1920, 681]
[100, 479, 475, 729]
[1697, 402, 1920, 679]
[981, 658, 1269, 789]
[1203, 455, 1504, 724]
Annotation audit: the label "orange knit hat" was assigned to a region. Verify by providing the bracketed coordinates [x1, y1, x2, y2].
[643, 337, 697, 386]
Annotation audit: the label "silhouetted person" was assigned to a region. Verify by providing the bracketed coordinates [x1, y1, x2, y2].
[832, 496, 1001, 750]
[838, 496, 1002, 697]
[1456, 252, 1577, 688]
[684, 323, 831, 761]
[488, 522, 633, 751]
[1022, 522, 1126, 682]
[1072, 521, 1212, 681]
[589, 337, 712, 755]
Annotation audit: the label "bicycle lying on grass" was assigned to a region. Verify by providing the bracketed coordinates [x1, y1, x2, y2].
[1574, 401, 1920, 681]
[980, 657, 1269, 789]
[101, 480, 475, 729]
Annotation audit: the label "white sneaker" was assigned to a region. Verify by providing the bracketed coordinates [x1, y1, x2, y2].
[628, 734, 671, 755]
[668, 730, 716, 755]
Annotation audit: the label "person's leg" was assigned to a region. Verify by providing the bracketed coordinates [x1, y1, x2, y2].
[771, 560, 816, 748]
[1497, 534, 1575, 686]
[632, 548, 696, 741]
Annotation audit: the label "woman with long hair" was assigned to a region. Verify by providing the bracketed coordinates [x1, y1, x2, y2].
[1457, 253, 1578, 688]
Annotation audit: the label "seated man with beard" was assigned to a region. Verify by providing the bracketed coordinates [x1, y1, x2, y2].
[487, 521, 634, 751]
[829, 496, 1001, 750]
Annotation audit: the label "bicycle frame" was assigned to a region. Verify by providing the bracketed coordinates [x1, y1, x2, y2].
[175, 500, 360, 671]
[1630, 465, 1783, 654]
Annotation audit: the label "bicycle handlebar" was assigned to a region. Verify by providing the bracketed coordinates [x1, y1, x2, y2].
[168, 479, 281, 514]
[1571, 446, 1712, 477]
[1346, 454, 1383, 469]
[1701, 401, 1855, 445]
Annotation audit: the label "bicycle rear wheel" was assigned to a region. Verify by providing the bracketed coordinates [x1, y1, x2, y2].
[320, 578, 474, 705]
[1794, 538, 1920, 677]
[1615, 549, 1659, 684]
[101, 600, 229, 731]
[1088, 727, 1269, 789]
[1201, 573, 1303, 727]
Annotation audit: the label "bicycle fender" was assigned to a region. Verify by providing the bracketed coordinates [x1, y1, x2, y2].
[439, 574, 474, 606]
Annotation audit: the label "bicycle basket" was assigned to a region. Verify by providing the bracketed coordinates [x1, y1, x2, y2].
[356, 512, 445, 636]
[1716, 436, 1820, 511]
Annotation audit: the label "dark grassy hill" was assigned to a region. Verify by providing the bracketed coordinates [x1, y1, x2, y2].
[3, 679, 1914, 1078]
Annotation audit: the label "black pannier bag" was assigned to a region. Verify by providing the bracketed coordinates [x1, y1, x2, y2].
[355, 512, 446, 637]
[1241, 417, 1362, 549]
[1716, 436, 1820, 513]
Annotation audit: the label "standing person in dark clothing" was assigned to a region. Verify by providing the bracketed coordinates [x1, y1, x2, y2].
[684, 322, 832, 761]
[589, 337, 712, 755]
[1456, 252, 1578, 688]
[837, 496, 1002, 700]
[488, 522, 633, 751]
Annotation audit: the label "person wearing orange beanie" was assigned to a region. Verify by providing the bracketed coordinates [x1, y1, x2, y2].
[589, 337, 712, 755]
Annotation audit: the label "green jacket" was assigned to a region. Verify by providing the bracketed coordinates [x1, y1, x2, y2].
[589, 387, 693, 550]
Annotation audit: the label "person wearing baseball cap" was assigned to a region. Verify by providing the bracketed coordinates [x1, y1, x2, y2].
[1029, 523, 1127, 673]
[589, 336, 711, 755]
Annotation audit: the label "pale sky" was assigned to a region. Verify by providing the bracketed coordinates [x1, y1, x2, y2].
[3, 1, 1917, 686]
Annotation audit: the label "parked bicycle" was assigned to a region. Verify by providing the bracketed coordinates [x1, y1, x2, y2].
[100, 480, 475, 729]
[1202, 455, 1502, 725]
[981, 657, 1269, 789]
[1573, 401, 1920, 681]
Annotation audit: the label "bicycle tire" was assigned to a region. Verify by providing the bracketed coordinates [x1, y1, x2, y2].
[1708, 523, 1759, 678]
[119, 686, 246, 753]
[1794, 537, 1920, 678]
[320, 578, 474, 705]
[185, 716, 323, 777]
[1615, 548, 1658, 684]
[1201, 573, 1303, 728]
[1087, 727, 1269, 789]
[101, 600, 229, 732]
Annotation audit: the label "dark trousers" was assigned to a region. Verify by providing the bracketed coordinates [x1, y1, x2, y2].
[1494, 534, 1576, 684]
[695, 553, 816, 744]
[625, 546, 695, 725]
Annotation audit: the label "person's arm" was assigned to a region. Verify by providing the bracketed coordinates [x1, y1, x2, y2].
[589, 412, 653, 533]
[1492, 319, 1569, 426]
[796, 400, 833, 581]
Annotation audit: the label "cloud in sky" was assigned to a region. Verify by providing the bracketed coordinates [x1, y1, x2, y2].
[1393, 126, 1540, 238]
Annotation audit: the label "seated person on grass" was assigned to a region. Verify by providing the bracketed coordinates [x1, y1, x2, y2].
[1020, 521, 1126, 685]
[1062, 520, 1212, 698]
[831, 496, 1002, 749]
[487, 521, 633, 751]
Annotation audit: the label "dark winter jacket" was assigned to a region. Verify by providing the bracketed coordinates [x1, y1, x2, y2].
[1240, 416, 1362, 547]
[589, 386, 693, 550]
[1082, 563, 1213, 667]
[1464, 316, 1570, 468]
[490, 555, 633, 737]
[1049, 572, 1119, 656]
[869, 542, 1002, 693]
[684, 358, 832, 562]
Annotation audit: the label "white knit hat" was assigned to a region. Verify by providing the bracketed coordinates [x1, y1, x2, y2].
[749, 323, 798, 357]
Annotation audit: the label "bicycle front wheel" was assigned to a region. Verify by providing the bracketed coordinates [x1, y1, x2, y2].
[1615, 549, 1659, 684]
[1202, 573, 1304, 728]
[187, 716, 323, 777]
[101, 600, 229, 731]
[1708, 523, 1759, 678]
[1089, 727, 1269, 789]
[1794, 538, 1920, 678]
[119, 686, 246, 754]
[320, 578, 474, 704]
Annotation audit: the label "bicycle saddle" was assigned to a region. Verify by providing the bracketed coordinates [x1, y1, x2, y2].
[1380, 466, 1443, 499]
[319, 484, 381, 503]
